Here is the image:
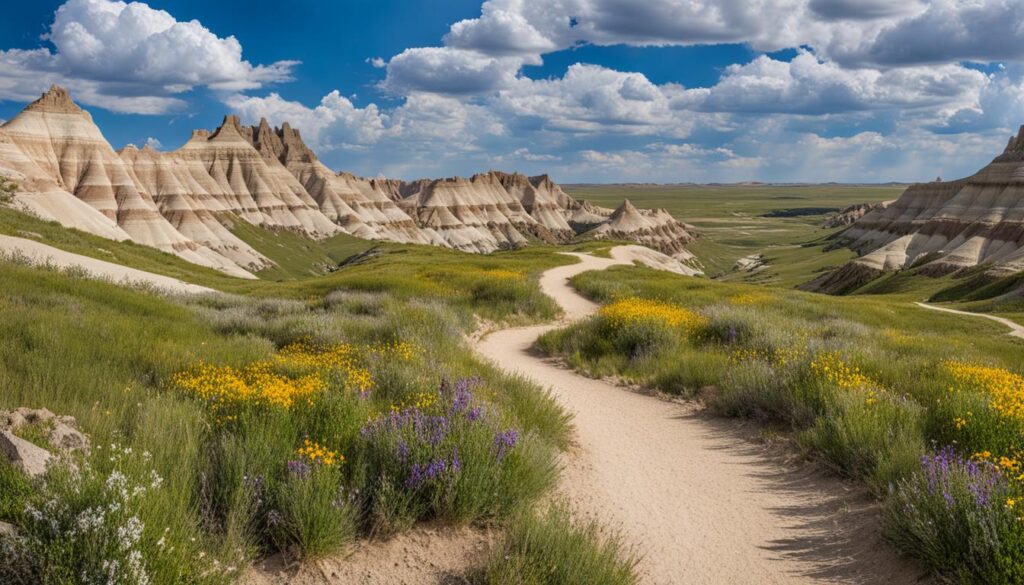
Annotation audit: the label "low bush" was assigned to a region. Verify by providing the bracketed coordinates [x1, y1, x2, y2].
[479, 504, 638, 585]
[884, 447, 1024, 584]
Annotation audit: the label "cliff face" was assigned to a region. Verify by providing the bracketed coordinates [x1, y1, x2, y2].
[0, 86, 698, 276]
[807, 128, 1024, 292]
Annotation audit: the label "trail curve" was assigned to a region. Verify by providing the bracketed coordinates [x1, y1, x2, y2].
[475, 247, 924, 585]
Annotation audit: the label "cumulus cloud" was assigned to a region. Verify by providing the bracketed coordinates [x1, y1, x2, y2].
[366, 57, 386, 68]
[684, 51, 987, 115]
[225, 90, 504, 160]
[509, 148, 561, 161]
[383, 47, 531, 95]
[0, 0, 296, 114]
[808, 0, 924, 21]
[832, 0, 1024, 66]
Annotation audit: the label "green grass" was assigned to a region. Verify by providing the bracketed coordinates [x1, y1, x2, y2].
[477, 504, 638, 585]
[227, 218, 373, 280]
[0, 251, 581, 582]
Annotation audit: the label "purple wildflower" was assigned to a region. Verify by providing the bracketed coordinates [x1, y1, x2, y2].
[467, 406, 483, 422]
[287, 460, 311, 478]
[397, 440, 410, 462]
[919, 445, 1005, 511]
[493, 429, 518, 461]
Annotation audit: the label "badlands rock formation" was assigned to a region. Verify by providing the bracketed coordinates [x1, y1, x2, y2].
[0, 86, 697, 276]
[807, 129, 1024, 293]
[583, 199, 697, 262]
[822, 201, 891, 228]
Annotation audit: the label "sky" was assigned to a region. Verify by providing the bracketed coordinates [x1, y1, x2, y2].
[2, 0, 1024, 183]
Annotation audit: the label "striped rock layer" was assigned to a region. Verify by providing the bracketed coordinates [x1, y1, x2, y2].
[0, 86, 696, 276]
[807, 128, 1024, 293]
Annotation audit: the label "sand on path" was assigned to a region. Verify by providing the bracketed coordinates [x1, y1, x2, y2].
[916, 302, 1024, 339]
[0, 234, 214, 294]
[475, 248, 925, 585]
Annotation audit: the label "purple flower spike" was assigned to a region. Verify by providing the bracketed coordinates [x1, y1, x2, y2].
[493, 429, 518, 461]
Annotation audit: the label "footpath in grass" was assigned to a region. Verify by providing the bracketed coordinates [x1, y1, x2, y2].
[538, 265, 1024, 584]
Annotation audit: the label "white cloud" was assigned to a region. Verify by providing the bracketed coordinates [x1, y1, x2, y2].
[0, 0, 296, 114]
[366, 57, 386, 68]
[510, 148, 560, 161]
[831, 0, 1024, 66]
[383, 47, 531, 95]
[445, 4, 558, 56]
[226, 90, 504, 160]
[143, 136, 162, 150]
[683, 51, 987, 116]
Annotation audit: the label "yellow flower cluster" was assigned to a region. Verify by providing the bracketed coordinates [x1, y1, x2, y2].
[811, 351, 874, 391]
[370, 340, 419, 361]
[882, 328, 916, 346]
[729, 292, 774, 306]
[275, 340, 358, 369]
[599, 297, 707, 331]
[945, 361, 1024, 424]
[297, 439, 343, 467]
[389, 391, 439, 413]
[172, 361, 325, 411]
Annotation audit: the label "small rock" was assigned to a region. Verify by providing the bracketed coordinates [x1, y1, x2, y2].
[0, 430, 52, 478]
[50, 422, 88, 453]
[0, 521, 16, 538]
[5, 411, 27, 431]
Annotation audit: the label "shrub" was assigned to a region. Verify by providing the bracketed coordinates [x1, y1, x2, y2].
[479, 505, 638, 585]
[0, 175, 16, 204]
[884, 447, 1024, 584]
[804, 390, 925, 491]
[0, 447, 236, 585]
[355, 377, 556, 534]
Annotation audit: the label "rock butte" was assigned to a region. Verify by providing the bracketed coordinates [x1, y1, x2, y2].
[0, 86, 697, 277]
[807, 128, 1024, 293]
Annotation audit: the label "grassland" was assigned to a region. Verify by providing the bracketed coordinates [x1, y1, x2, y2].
[0, 205, 641, 584]
[565, 183, 904, 286]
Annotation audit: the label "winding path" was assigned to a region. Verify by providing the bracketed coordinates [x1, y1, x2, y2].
[915, 302, 1024, 339]
[475, 248, 924, 585]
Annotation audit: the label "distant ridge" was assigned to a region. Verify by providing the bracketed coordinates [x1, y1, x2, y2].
[806, 126, 1024, 293]
[0, 86, 697, 277]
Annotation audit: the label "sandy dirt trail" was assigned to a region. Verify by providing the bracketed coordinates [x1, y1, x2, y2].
[475, 249, 924, 585]
[0, 234, 214, 294]
[916, 302, 1024, 339]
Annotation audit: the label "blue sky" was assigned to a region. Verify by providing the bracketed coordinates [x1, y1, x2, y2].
[2, 0, 1024, 183]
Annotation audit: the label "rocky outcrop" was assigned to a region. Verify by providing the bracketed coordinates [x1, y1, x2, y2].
[582, 199, 697, 260]
[0, 431, 51, 478]
[0, 86, 256, 279]
[809, 128, 1024, 292]
[0, 407, 90, 479]
[822, 201, 891, 228]
[0, 87, 698, 276]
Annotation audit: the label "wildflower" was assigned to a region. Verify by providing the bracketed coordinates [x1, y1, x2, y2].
[811, 352, 873, 390]
[599, 297, 708, 331]
[493, 429, 518, 461]
[286, 459, 311, 478]
[297, 439, 343, 467]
